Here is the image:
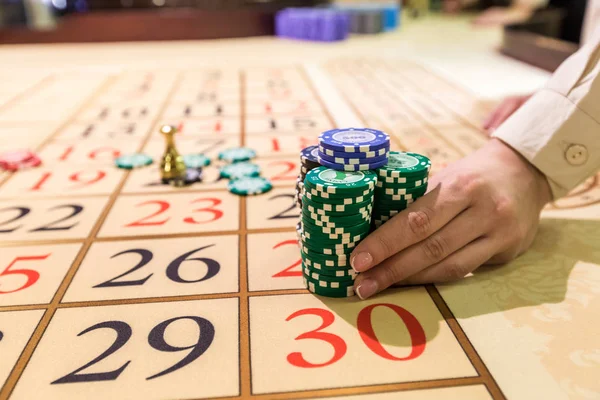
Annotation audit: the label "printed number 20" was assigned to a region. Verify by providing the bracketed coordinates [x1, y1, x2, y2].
[286, 304, 426, 368]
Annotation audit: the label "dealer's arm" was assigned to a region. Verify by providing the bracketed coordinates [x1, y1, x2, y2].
[350, 27, 600, 300]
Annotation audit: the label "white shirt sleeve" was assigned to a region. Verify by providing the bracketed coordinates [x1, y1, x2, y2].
[492, 26, 600, 199]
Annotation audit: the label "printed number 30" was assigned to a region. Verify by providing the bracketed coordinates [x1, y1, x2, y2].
[286, 304, 426, 368]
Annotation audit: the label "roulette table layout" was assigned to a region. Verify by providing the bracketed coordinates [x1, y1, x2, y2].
[0, 19, 599, 400]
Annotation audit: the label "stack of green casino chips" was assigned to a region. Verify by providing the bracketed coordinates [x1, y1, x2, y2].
[298, 166, 377, 298]
[372, 151, 431, 229]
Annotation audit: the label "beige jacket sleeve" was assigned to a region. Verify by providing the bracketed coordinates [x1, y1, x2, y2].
[492, 26, 600, 200]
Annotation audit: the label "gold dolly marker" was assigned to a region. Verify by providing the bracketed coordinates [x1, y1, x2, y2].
[159, 124, 187, 187]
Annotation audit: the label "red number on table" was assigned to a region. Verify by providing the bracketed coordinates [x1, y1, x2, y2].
[268, 161, 297, 181]
[125, 197, 223, 227]
[286, 308, 346, 368]
[0, 254, 50, 294]
[271, 240, 302, 278]
[126, 200, 170, 227]
[357, 303, 426, 361]
[183, 198, 223, 224]
[286, 305, 426, 367]
[29, 170, 106, 191]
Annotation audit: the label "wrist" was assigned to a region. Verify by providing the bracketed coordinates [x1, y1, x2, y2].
[488, 138, 553, 209]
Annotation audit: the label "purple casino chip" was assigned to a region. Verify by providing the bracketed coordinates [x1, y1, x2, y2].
[319, 128, 390, 152]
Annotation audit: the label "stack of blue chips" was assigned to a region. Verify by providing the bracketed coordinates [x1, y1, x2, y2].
[275, 8, 351, 42]
[317, 128, 391, 171]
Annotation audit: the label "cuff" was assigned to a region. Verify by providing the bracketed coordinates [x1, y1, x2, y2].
[492, 89, 600, 200]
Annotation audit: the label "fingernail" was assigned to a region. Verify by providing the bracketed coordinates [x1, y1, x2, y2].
[351, 252, 372, 272]
[356, 279, 378, 300]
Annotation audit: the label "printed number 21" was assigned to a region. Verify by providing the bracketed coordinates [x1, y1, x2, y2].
[286, 304, 426, 368]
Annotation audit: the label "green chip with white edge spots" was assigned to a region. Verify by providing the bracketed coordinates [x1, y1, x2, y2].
[305, 166, 377, 194]
[376, 151, 431, 178]
[220, 162, 260, 179]
[183, 154, 211, 168]
[228, 177, 272, 196]
[218, 147, 257, 163]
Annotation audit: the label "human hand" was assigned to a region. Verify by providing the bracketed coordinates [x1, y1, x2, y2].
[350, 138, 552, 299]
[472, 6, 533, 26]
[483, 94, 531, 133]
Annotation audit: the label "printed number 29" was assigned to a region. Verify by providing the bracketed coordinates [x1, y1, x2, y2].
[286, 304, 426, 368]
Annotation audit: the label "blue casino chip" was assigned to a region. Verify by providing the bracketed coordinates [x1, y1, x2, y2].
[317, 151, 388, 166]
[319, 128, 390, 152]
[317, 156, 388, 171]
[300, 145, 319, 164]
[318, 145, 388, 159]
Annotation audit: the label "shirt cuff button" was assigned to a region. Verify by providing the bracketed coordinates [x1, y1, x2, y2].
[565, 144, 588, 166]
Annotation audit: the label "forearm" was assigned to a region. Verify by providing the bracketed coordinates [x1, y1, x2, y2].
[492, 27, 600, 199]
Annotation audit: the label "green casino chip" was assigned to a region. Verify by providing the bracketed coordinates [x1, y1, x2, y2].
[375, 184, 427, 196]
[375, 176, 428, 189]
[302, 209, 371, 224]
[303, 278, 355, 298]
[302, 255, 351, 271]
[302, 186, 373, 205]
[303, 265, 355, 283]
[228, 177, 272, 196]
[301, 218, 370, 237]
[303, 261, 357, 278]
[300, 240, 355, 256]
[183, 154, 211, 168]
[302, 212, 370, 228]
[303, 203, 373, 218]
[305, 167, 377, 195]
[299, 228, 367, 244]
[303, 273, 356, 298]
[301, 243, 353, 257]
[220, 162, 261, 179]
[115, 153, 153, 169]
[218, 147, 257, 163]
[302, 195, 373, 214]
[301, 250, 350, 268]
[376, 151, 431, 178]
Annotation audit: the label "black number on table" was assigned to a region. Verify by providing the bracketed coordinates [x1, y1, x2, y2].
[93, 245, 219, 288]
[0, 207, 30, 233]
[52, 321, 132, 384]
[30, 205, 83, 232]
[268, 194, 300, 220]
[0, 205, 84, 234]
[0, 330, 3, 342]
[52, 316, 215, 384]
[146, 316, 215, 380]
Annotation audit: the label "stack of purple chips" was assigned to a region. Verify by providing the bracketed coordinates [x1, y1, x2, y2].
[275, 8, 350, 42]
[317, 128, 390, 171]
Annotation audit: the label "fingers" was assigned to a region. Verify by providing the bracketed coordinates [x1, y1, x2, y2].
[399, 237, 497, 286]
[353, 207, 488, 299]
[350, 179, 471, 274]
